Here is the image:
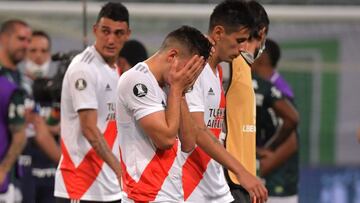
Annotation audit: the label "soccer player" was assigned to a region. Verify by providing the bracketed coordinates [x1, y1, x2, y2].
[225, 1, 270, 202]
[182, 1, 267, 203]
[54, 2, 130, 202]
[116, 25, 211, 202]
[0, 19, 31, 203]
[253, 39, 300, 203]
[19, 30, 61, 203]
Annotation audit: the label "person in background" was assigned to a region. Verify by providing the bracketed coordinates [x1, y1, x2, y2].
[19, 30, 61, 203]
[117, 39, 148, 74]
[0, 19, 31, 203]
[54, 2, 130, 202]
[253, 38, 300, 203]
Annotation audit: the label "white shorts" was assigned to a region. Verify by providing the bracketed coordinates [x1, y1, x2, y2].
[0, 183, 23, 203]
[267, 195, 298, 203]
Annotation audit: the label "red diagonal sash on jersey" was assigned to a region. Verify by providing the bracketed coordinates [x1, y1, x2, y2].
[120, 142, 178, 202]
[60, 120, 117, 199]
[182, 66, 226, 200]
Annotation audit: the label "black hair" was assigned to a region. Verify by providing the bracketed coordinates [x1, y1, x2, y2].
[209, 0, 254, 34]
[265, 38, 281, 68]
[161, 25, 212, 61]
[32, 30, 51, 49]
[0, 19, 29, 34]
[247, 0, 269, 39]
[119, 40, 148, 67]
[96, 2, 129, 26]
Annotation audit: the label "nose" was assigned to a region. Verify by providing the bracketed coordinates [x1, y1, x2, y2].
[107, 33, 116, 45]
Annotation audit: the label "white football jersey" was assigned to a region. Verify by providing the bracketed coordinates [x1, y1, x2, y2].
[55, 46, 121, 201]
[183, 64, 233, 203]
[116, 62, 186, 203]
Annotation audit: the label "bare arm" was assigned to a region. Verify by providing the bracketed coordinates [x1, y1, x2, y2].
[78, 109, 121, 180]
[32, 114, 61, 163]
[258, 131, 298, 176]
[178, 97, 197, 152]
[191, 112, 268, 203]
[138, 85, 183, 150]
[266, 99, 299, 150]
[139, 55, 204, 150]
[0, 124, 26, 184]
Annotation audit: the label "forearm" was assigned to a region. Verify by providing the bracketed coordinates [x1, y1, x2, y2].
[0, 127, 26, 173]
[35, 132, 61, 163]
[164, 86, 183, 137]
[271, 132, 298, 168]
[269, 120, 296, 150]
[196, 126, 248, 176]
[179, 98, 196, 152]
[83, 127, 121, 176]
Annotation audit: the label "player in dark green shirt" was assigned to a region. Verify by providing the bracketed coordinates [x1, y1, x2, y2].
[253, 73, 299, 197]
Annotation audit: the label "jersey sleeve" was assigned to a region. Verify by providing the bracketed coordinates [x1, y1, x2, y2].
[119, 71, 164, 121]
[185, 74, 205, 112]
[8, 89, 26, 126]
[68, 63, 98, 112]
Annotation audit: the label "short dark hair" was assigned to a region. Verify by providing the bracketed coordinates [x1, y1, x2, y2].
[161, 25, 212, 61]
[32, 30, 51, 49]
[96, 2, 129, 26]
[265, 39, 281, 68]
[209, 0, 253, 34]
[0, 19, 29, 34]
[247, 1, 269, 39]
[119, 40, 148, 67]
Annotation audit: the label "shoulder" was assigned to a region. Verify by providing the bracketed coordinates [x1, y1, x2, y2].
[119, 63, 151, 85]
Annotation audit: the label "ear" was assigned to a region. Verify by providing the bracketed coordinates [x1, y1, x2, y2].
[211, 25, 225, 42]
[166, 48, 179, 63]
[93, 24, 98, 35]
[259, 27, 267, 42]
[125, 28, 132, 40]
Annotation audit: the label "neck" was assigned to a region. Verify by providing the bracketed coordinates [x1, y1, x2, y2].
[208, 54, 220, 75]
[0, 50, 17, 70]
[144, 52, 166, 87]
[94, 45, 117, 68]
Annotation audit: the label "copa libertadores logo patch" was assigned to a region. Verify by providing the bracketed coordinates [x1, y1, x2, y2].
[133, 83, 148, 97]
[75, 78, 87, 90]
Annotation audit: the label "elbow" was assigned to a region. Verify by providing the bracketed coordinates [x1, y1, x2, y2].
[289, 113, 299, 129]
[156, 137, 177, 150]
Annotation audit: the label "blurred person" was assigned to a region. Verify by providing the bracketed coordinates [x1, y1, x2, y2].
[54, 2, 130, 202]
[182, 1, 267, 203]
[225, 1, 269, 202]
[0, 19, 31, 203]
[116, 25, 210, 203]
[117, 39, 148, 74]
[253, 39, 300, 203]
[19, 30, 61, 203]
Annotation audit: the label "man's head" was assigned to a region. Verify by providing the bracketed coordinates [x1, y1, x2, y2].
[158, 25, 212, 82]
[208, 0, 254, 63]
[241, 0, 269, 64]
[27, 30, 51, 66]
[93, 2, 130, 62]
[118, 39, 148, 72]
[0, 19, 31, 65]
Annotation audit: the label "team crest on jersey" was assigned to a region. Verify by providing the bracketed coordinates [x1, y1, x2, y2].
[133, 83, 148, 97]
[75, 78, 87, 90]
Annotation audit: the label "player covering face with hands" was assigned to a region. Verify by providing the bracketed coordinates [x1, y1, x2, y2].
[116, 25, 211, 203]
